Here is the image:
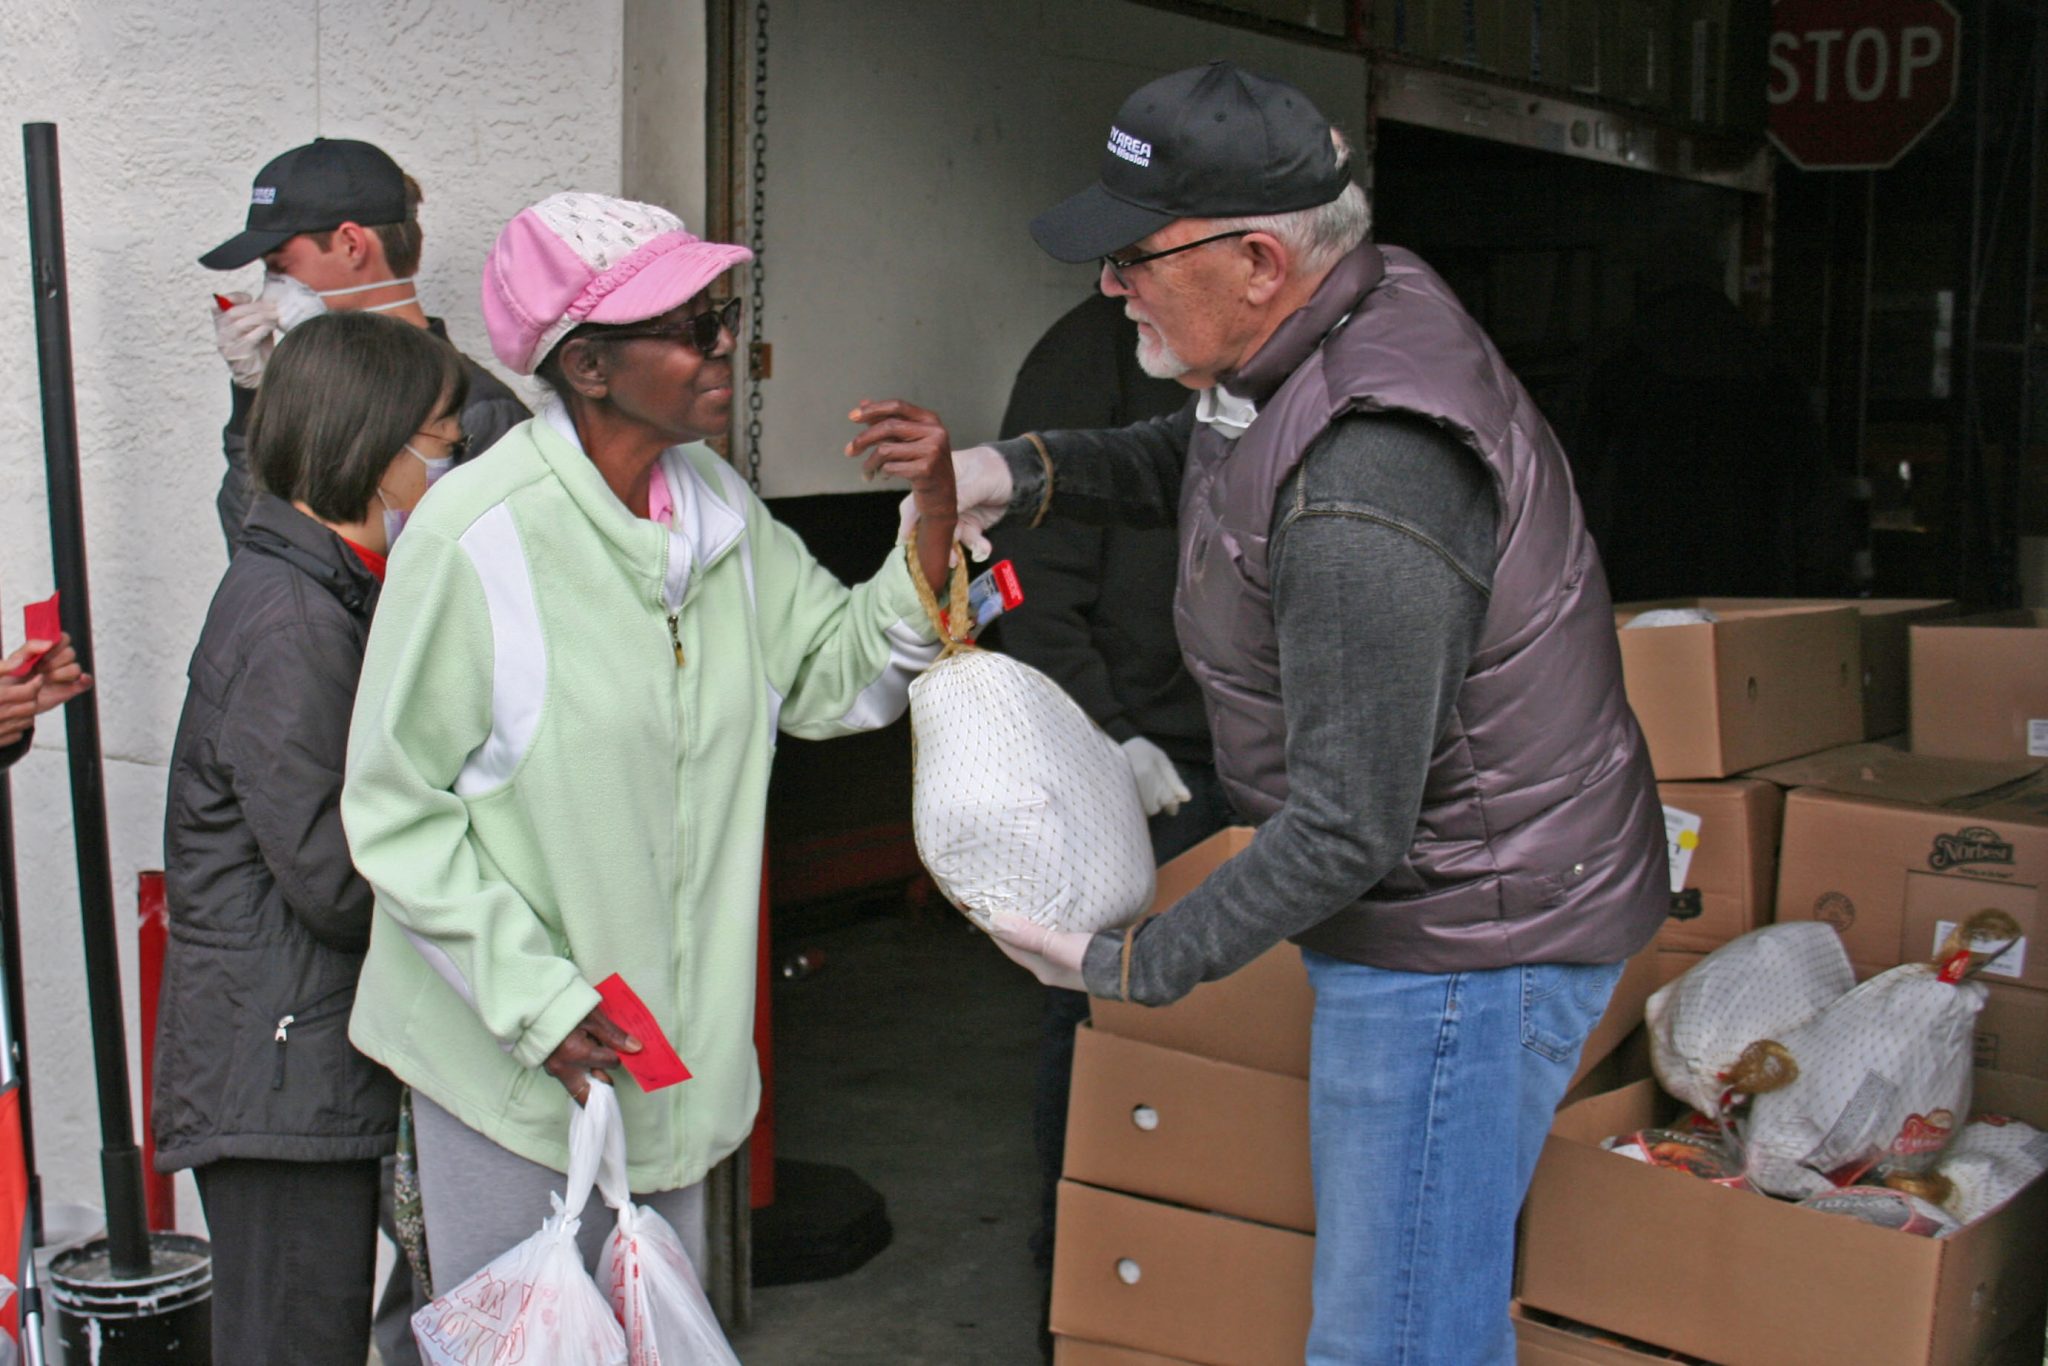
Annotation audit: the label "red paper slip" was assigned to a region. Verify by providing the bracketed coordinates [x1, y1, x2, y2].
[7, 593, 61, 679]
[594, 973, 692, 1091]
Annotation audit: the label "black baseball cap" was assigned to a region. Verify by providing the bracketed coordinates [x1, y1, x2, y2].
[199, 138, 409, 271]
[1030, 61, 1349, 264]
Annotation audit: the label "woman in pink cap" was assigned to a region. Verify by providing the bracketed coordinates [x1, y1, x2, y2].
[339, 192, 959, 1302]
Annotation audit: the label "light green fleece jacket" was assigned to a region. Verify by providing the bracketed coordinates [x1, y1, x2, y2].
[344, 408, 936, 1190]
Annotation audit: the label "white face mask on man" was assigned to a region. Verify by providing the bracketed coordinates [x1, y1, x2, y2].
[262, 271, 419, 332]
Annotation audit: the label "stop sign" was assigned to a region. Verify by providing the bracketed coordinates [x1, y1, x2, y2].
[1768, 0, 1961, 170]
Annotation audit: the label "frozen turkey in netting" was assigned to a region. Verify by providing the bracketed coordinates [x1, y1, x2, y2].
[910, 648, 1155, 934]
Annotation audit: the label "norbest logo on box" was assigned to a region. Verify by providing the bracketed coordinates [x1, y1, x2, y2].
[1928, 826, 2016, 873]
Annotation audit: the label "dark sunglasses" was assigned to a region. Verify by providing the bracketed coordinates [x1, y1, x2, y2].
[603, 297, 744, 354]
[1101, 230, 1252, 290]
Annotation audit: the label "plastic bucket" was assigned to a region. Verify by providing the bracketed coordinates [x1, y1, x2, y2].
[48, 1232, 210, 1365]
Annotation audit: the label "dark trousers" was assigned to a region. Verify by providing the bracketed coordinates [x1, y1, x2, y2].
[195, 1157, 381, 1366]
[1032, 760, 1234, 1272]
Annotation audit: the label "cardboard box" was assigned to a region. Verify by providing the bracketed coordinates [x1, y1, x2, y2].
[1521, 1302, 2048, 1366]
[1746, 742, 2042, 808]
[1092, 830, 1668, 1092]
[1519, 1069, 2048, 1365]
[1090, 829, 1313, 1078]
[1775, 788, 2048, 995]
[1052, 1338, 1196, 1366]
[1691, 598, 1959, 739]
[1513, 1303, 1706, 1362]
[1973, 982, 2048, 1081]
[1050, 1180, 1312, 1365]
[1654, 948, 1703, 988]
[1065, 1025, 1313, 1234]
[1615, 601, 1863, 779]
[1913, 611, 2048, 762]
[1656, 779, 1781, 952]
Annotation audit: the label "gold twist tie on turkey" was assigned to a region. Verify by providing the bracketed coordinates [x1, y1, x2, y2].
[1934, 908, 2024, 979]
[1882, 1169, 1955, 1205]
[1721, 1038, 1799, 1097]
[906, 538, 976, 659]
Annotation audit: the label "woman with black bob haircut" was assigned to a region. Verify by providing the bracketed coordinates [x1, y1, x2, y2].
[155, 309, 467, 1366]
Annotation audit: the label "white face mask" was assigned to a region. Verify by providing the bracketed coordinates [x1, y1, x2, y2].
[262, 271, 420, 332]
[379, 446, 451, 547]
[405, 442, 455, 486]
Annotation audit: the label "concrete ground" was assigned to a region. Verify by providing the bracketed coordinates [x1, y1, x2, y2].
[731, 900, 1048, 1364]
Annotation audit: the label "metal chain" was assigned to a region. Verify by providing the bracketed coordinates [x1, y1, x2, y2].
[744, 0, 769, 491]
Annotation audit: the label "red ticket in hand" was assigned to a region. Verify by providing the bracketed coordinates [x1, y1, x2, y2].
[7, 593, 60, 679]
[594, 973, 692, 1091]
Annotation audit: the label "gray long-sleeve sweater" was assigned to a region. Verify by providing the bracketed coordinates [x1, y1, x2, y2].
[996, 405, 1500, 1005]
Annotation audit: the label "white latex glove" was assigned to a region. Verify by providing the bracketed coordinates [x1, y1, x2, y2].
[985, 911, 1089, 992]
[212, 293, 280, 389]
[1121, 736, 1191, 817]
[896, 443, 1011, 563]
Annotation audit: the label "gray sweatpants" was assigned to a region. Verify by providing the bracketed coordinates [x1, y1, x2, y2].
[412, 1091, 708, 1292]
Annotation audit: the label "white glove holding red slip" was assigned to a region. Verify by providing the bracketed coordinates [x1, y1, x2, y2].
[212, 293, 280, 389]
[987, 911, 1090, 993]
[1122, 736, 1191, 817]
[893, 443, 1011, 563]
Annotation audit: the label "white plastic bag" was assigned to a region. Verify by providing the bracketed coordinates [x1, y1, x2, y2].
[1937, 1116, 2048, 1225]
[593, 1117, 740, 1366]
[411, 1084, 629, 1366]
[1647, 922, 1855, 1121]
[910, 641, 1154, 936]
[1743, 915, 2015, 1199]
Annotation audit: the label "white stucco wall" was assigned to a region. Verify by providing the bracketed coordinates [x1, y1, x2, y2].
[0, 0, 625, 1231]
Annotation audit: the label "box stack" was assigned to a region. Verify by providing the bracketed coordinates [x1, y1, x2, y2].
[1510, 596, 2048, 1363]
[1049, 829, 1660, 1364]
[1053, 594, 2048, 1362]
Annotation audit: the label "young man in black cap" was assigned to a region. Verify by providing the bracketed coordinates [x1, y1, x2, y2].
[859, 61, 1667, 1363]
[201, 137, 526, 553]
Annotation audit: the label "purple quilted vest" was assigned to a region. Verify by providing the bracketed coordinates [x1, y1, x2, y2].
[1175, 242, 1665, 970]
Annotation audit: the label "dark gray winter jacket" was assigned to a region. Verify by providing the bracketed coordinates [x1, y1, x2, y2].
[155, 493, 399, 1170]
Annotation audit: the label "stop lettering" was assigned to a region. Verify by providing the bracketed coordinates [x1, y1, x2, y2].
[1768, 0, 1961, 171]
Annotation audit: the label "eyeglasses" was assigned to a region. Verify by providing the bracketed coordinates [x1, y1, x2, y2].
[603, 297, 744, 354]
[1101, 230, 1252, 290]
[413, 429, 471, 462]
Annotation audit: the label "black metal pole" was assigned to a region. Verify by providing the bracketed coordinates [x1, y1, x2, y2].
[0, 776, 43, 1246]
[21, 122, 151, 1279]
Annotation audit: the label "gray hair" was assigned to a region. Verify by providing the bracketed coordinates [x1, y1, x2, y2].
[1209, 130, 1371, 278]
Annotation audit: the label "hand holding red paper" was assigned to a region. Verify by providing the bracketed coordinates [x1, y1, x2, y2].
[0, 673, 39, 751]
[594, 973, 691, 1091]
[28, 633, 92, 711]
[5, 593, 62, 679]
[541, 1003, 642, 1105]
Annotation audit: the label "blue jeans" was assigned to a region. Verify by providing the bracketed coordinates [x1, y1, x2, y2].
[1302, 950, 1624, 1366]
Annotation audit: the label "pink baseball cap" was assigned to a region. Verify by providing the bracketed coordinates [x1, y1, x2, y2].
[481, 191, 753, 375]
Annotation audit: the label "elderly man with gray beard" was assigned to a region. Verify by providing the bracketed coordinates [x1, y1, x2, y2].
[855, 61, 1667, 1364]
